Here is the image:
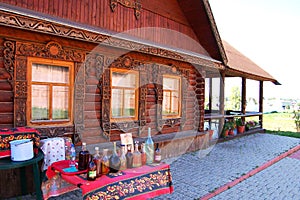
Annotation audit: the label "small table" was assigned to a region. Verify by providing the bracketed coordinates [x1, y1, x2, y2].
[0, 150, 44, 200]
[47, 161, 173, 199]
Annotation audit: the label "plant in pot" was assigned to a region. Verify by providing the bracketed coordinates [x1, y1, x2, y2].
[228, 121, 236, 136]
[235, 117, 245, 134]
[221, 122, 231, 138]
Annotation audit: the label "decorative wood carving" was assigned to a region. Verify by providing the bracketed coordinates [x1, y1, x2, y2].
[4, 39, 86, 139]
[3, 40, 15, 87]
[110, 0, 141, 19]
[0, 10, 218, 68]
[154, 64, 190, 132]
[101, 55, 147, 139]
[35, 126, 74, 138]
[16, 41, 85, 63]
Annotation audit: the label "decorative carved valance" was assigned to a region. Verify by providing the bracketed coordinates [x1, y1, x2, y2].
[110, 0, 141, 19]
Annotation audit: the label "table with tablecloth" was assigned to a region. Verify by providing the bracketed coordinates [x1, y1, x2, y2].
[44, 161, 173, 200]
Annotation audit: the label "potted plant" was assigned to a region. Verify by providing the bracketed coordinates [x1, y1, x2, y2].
[235, 117, 245, 133]
[221, 122, 231, 138]
[228, 121, 236, 135]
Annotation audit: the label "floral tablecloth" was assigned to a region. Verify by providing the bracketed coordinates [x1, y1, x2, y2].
[46, 162, 173, 200]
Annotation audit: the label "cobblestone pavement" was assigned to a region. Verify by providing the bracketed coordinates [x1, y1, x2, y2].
[5, 133, 300, 200]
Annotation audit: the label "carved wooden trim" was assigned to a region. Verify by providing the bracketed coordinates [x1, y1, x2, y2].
[110, 0, 141, 19]
[0, 9, 219, 68]
[4, 39, 86, 139]
[3, 40, 15, 87]
[154, 64, 190, 132]
[101, 55, 147, 139]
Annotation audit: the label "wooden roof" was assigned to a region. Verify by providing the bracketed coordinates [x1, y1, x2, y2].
[223, 40, 279, 84]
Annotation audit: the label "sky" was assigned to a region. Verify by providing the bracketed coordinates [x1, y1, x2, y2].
[209, 0, 300, 99]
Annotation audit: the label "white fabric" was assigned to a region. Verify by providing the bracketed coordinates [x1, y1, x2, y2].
[40, 138, 65, 171]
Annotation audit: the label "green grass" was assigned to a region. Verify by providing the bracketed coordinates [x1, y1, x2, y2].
[263, 112, 296, 132]
[265, 130, 300, 138]
[263, 112, 300, 138]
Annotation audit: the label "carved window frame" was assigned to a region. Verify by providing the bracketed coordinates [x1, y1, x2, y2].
[27, 57, 74, 126]
[110, 68, 139, 122]
[3, 39, 85, 140]
[154, 64, 189, 132]
[101, 55, 147, 139]
[162, 74, 182, 119]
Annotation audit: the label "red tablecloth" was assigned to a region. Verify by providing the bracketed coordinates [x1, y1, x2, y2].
[0, 127, 40, 158]
[61, 163, 173, 200]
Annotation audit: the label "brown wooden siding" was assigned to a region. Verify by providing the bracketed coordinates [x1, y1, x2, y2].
[0, 0, 208, 56]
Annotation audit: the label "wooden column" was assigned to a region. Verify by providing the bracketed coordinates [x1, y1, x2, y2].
[219, 70, 225, 136]
[241, 78, 246, 122]
[259, 81, 264, 128]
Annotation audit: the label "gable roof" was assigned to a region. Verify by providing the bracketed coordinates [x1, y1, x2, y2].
[178, 0, 227, 64]
[223, 40, 280, 84]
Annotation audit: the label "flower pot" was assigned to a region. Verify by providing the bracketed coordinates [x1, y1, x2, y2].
[237, 125, 245, 134]
[228, 129, 234, 136]
[208, 130, 214, 140]
[223, 130, 229, 138]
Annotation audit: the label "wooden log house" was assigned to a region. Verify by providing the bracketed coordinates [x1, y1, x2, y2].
[0, 0, 278, 197]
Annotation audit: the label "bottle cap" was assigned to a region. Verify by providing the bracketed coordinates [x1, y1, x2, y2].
[82, 142, 86, 145]
[95, 147, 99, 151]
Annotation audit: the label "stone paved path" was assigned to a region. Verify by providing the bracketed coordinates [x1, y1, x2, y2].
[5, 133, 300, 200]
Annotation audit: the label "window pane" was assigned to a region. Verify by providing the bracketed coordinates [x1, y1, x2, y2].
[112, 72, 136, 88]
[163, 77, 179, 90]
[52, 86, 69, 120]
[123, 90, 135, 117]
[112, 89, 123, 117]
[163, 91, 171, 114]
[31, 85, 49, 120]
[32, 64, 69, 83]
[171, 92, 179, 114]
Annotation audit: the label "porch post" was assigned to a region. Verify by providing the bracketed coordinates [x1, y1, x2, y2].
[219, 70, 225, 136]
[259, 81, 264, 128]
[241, 78, 246, 122]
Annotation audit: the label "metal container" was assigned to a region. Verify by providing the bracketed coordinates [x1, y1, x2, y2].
[9, 139, 33, 161]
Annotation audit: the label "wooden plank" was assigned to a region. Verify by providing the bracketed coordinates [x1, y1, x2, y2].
[0, 102, 13, 112]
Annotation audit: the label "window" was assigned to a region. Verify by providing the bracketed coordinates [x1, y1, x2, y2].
[111, 69, 139, 121]
[27, 58, 74, 125]
[162, 75, 181, 118]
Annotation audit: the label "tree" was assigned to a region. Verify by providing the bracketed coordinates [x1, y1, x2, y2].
[229, 86, 241, 111]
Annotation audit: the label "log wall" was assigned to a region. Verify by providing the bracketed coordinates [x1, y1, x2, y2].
[0, 0, 209, 56]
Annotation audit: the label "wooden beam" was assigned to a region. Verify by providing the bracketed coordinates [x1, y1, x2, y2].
[259, 81, 264, 128]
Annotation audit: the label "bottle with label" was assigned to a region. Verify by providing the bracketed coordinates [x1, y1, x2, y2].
[69, 143, 76, 167]
[93, 147, 102, 178]
[87, 155, 97, 181]
[119, 145, 127, 171]
[141, 143, 147, 166]
[109, 142, 121, 173]
[126, 144, 134, 169]
[101, 149, 110, 175]
[145, 127, 154, 164]
[78, 142, 90, 171]
[132, 141, 142, 168]
[154, 143, 161, 163]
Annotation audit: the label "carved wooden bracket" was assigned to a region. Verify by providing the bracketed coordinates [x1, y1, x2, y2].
[110, 0, 141, 19]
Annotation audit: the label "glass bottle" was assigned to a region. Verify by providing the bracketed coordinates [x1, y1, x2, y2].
[145, 127, 154, 164]
[78, 142, 90, 170]
[109, 142, 121, 173]
[93, 147, 102, 178]
[101, 149, 109, 175]
[87, 155, 97, 181]
[119, 145, 127, 171]
[126, 144, 134, 169]
[132, 141, 142, 168]
[154, 143, 162, 163]
[141, 143, 147, 166]
[69, 143, 76, 168]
